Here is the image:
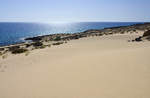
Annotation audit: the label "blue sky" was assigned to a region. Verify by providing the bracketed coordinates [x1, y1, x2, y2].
[0, 0, 150, 22]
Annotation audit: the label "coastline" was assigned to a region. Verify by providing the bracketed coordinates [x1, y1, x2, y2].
[0, 23, 150, 97]
[0, 22, 150, 57]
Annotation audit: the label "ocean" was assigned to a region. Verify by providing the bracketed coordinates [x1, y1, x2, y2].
[0, 22, 143, 46]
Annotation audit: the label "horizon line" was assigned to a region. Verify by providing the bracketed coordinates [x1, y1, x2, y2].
[0, 21, 148, 24]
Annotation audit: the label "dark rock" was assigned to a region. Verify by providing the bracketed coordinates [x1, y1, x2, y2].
[143, 30, 150, 37]
[0, 48, 5, 51]
[135, 36, 142, 42]
[25, 36, 42, 41]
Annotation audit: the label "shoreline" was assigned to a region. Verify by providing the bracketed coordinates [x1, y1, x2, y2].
[1, 23, 150, 98]
[0, 22, 148, 47]
[0, 22, 150, 57]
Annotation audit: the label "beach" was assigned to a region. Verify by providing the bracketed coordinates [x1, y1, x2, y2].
[1, 0, 150, 97]
[0, 33, 150, 98]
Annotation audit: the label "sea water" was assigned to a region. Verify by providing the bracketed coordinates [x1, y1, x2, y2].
[0, 22, 143, 46]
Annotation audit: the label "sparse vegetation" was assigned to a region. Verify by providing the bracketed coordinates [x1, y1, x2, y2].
[32, 41, 43, 47]
[39, 45, 46, 49]
[11, 48, 28, 54]
[26, 44, 32, 48]
[25, 51, 30, 56]
[52, 42, 64, 45]
[54, 36, 61, 41]
[31, 41, 46, 49]
[8, 46, 20, 51]
[2, 54, 7, 59]
[0, 52, 2, 56]
[46, 44, 51, 47]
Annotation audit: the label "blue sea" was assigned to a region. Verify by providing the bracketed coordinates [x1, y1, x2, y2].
[0, 22, 143, 46]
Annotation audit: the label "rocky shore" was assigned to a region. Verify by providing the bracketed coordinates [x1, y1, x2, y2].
[25, 23, 150, 41]
[0, 22, 150, 57]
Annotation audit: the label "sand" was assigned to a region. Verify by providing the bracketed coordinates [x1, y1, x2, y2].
[0, 34, 150, 98]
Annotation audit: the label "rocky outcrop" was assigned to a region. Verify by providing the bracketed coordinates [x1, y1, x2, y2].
[142, 30, 150, 40]
[143, 30, 150, 37]
[133, 30, 150, 42]
[25, 23, 150, 43]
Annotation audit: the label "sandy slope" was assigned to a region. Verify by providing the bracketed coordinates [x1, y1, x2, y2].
[0, 34, 150, 98]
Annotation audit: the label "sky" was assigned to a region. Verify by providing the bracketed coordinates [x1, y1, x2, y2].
[0, 0, 150, 23]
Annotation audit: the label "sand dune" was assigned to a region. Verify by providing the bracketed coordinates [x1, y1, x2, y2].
[0, 34, 150, 98]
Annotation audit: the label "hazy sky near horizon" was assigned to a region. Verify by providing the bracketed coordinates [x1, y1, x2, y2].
[0, 0, 150, 22]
